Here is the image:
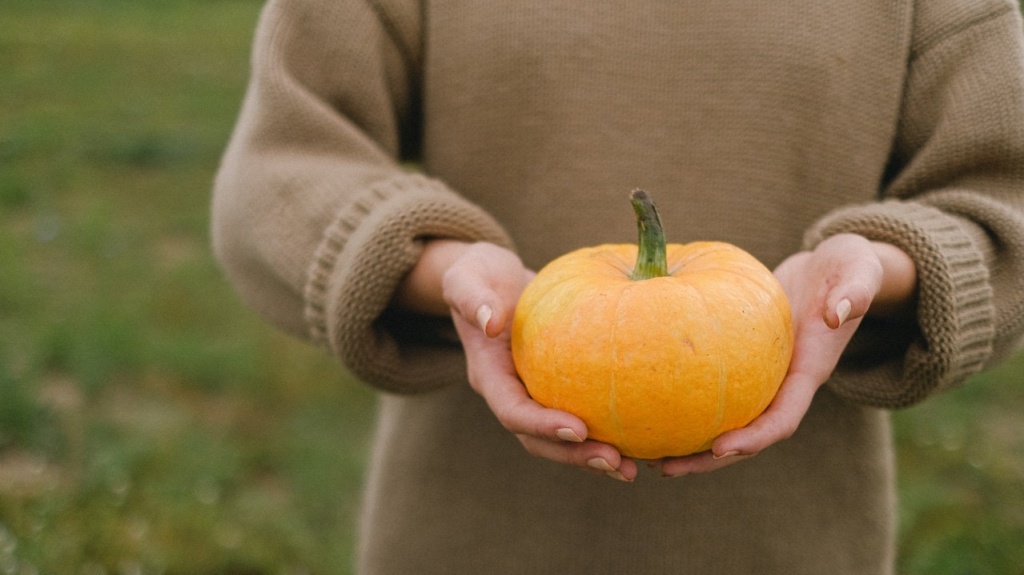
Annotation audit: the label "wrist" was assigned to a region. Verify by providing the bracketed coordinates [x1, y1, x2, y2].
[394, 239, 471, 316]
[868, 241, 917, 317]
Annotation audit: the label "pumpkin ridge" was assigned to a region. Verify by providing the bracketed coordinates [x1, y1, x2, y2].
[689, 282, 728, 452]
[608, 247, 637, 277]
[606, 281, 632, 457]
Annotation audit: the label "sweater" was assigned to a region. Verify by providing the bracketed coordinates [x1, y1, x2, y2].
[211, 0, 1024, 573]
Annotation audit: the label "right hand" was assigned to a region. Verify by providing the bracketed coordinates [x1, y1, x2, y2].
[397, 240, 638, 481]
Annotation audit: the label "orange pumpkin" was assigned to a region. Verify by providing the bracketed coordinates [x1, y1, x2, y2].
[511, 190, 794, 459]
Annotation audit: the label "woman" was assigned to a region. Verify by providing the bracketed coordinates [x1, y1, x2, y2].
[212, 0, 1024, 572]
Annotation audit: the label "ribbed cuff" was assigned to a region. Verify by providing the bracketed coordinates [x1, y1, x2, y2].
[803, 199, 994, 407]
[304, 173, 513, 393]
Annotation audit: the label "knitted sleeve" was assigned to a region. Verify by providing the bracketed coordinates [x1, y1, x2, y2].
[803, 0, 1024, 408]
[211, 0, 513, 393]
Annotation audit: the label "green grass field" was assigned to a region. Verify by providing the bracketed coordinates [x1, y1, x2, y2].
[1, 1, 1022, 573]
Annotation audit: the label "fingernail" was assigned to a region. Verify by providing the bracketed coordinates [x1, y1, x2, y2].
[836, 298, 852, 326]
[712, 450, 740, 460]
[586, 458, 632, 482]
[587, 457, 616, 472]
[606, 470, 632, 482]
[476, 305, 492, 332]
[555, 428, 584, 443]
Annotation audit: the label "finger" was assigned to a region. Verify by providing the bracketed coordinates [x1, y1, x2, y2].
[442, 265, 499, 331]
[452, 313, 591, 449]
[469, 358, 590, 444]
[822, 261, 882, 329]
[466, 299, 513, 338]
[491, 388, 586, 440]
[827, 297, 853, 330]
[441, 250, 527, 337]
[823, 282, 874, 329]
[660, 450, 756, 477]
[518, 437, 636, 481]
[710, 372, 820, 456]
[446, 280, 505, 335]
[450, 296, 514, 338]
[475, 304, 497, 336]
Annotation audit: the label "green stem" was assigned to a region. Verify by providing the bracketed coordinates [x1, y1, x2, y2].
[629, 189, 669, 280]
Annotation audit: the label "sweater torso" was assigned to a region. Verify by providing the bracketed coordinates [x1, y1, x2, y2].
[420, 0, 908, 268]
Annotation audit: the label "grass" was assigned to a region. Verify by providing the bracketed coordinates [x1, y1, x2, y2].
[1, 1, 375, 573]
[0, 0, 1022, 573]
[893, 353, 1024, 574]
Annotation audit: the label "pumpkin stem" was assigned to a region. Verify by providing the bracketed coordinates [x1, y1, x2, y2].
[629, 189, 669, 280]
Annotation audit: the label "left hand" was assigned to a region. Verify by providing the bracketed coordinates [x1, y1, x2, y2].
[659, 233, 916, 476]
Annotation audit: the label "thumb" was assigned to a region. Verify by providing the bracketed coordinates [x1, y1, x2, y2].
[441, 244, 530, 338]
[822, 276, 878, 330]
[476, 304, 500, 337]
[446, 284, 512, 338]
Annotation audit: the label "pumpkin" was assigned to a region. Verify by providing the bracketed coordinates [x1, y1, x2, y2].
[511, 190, 794, 459]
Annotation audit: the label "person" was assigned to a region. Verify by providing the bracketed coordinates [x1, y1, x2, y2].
[211, 0, 1024, 572]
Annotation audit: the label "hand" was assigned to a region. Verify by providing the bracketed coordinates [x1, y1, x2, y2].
[659, 233, 916, 477]
[395, 240, 639, 482]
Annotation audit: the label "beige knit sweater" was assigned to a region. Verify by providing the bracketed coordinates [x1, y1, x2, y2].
[212, 0, 1024, 573]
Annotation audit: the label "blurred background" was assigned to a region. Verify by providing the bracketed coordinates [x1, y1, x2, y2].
[1, 0, 1022, 573]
